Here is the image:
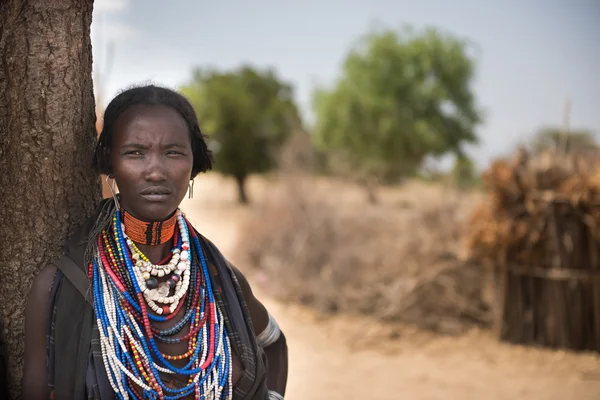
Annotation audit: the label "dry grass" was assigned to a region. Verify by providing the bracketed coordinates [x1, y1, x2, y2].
[236, 173, 490, 335]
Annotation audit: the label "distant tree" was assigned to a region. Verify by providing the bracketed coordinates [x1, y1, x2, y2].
[529, 127, 598, 154]
[181, 66, 300, 203]
[312, 25, 482, 202]
[451, 155, 479, 189]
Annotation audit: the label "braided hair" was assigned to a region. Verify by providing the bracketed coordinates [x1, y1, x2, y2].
[85, 84, 213, 265]
[93, 84, 213, 178]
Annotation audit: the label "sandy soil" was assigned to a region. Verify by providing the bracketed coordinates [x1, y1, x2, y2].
[180, 174, 600, 400]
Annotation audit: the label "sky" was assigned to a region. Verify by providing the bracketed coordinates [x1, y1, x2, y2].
[91, 0, 600, 169]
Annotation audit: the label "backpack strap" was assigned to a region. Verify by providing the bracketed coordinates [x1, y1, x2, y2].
[55, 255, 94, 308]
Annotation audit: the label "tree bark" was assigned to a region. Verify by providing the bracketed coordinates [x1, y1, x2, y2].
[0, 1, 99, 397]
[235, 175, 249, 204]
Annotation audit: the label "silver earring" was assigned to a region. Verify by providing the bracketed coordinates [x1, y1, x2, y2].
[188, 179, 195, 199]
[106, 175, 120, 209]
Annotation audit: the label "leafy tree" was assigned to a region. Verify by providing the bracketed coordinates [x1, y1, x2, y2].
[312, 26, 482, 201]
[528, 127, 597, 154]
[181, 66, 300, 203]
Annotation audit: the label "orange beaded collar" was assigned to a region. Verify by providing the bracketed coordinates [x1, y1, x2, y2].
[122, 210, 177, 245]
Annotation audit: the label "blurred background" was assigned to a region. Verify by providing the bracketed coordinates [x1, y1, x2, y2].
[92, 1, 600, 399]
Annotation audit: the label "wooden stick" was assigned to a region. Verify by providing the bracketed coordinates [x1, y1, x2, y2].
[559, 98, 571, 154]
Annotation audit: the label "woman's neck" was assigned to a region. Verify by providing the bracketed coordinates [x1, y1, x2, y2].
[122, 209, 178, 246]
[121, 208, 178, 263]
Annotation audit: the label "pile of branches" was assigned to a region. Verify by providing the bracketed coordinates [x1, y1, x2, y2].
[465, 148, 600, 350]
[236, 174, 489, 335]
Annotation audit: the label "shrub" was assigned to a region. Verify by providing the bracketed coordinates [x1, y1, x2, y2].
[236, 174, 490, 334]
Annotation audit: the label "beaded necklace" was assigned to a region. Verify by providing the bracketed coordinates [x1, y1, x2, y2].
[123, 210, 178, 246]
[91, 208, 233, 399]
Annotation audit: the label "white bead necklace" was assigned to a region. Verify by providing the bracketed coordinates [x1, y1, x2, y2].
[123, 211, 192, 314]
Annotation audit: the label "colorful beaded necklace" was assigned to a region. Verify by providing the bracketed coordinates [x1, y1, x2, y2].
[91, 208, 233, 399]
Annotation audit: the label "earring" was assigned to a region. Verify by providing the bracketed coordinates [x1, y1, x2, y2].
[188, 179, 195, 199]
[106, 175, 120, 209]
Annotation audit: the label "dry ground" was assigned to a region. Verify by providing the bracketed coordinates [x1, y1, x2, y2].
[180, 173, 600, 400]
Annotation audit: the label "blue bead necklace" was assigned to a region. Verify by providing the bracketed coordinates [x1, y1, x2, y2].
[91, 209, 233, 399]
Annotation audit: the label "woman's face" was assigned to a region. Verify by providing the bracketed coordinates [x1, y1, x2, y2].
[111, 104, 193, 221]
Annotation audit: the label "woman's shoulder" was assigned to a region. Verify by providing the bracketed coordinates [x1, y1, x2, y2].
[27, 263, 57, 311]
[32, 263, 57, 288]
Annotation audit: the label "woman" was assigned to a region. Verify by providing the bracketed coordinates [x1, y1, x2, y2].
[22, 85, 288, 400]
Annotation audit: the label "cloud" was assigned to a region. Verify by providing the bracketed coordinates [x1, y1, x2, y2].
[103, 22, 142, 41]
[91, 18, 142, 44]
[92, 0, 139, 41]
[95, 0, 131, 13]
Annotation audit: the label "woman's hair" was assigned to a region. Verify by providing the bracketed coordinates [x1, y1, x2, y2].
[93, 84, 213, 178]
[85, 85, 213, 265]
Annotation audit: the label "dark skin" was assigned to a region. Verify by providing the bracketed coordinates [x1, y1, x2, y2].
[22, 105, 287, 399]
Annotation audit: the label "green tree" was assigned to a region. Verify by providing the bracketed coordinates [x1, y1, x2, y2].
[529, 127, 597, 154]
[312, 26, 482, 201]
[181, 66, 300, 203]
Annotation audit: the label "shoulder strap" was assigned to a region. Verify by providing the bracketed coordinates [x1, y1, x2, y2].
[55, 255, 94, 307]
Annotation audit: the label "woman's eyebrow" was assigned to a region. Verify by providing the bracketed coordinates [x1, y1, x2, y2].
[120, 142, 150, 149]
[118, 142, 188, 150]
[164, 143, 188, 149]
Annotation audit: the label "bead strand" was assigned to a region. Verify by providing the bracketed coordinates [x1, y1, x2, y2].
[91, 208, 232, 399]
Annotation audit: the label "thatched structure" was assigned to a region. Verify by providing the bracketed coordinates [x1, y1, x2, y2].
[465, 147, 600, 351]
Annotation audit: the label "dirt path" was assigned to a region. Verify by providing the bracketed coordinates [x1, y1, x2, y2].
[180, 175, 600, 400]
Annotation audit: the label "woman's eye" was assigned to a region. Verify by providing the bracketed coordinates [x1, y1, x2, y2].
[167, 151, 184, 156]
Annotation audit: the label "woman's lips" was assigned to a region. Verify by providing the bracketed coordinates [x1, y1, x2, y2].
[140, 187, 172, 202]
[140, 193, 171, 202]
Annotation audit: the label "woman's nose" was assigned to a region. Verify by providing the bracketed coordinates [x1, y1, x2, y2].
[144, 155, 167, 182]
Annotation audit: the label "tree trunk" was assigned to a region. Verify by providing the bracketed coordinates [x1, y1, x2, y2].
[0, 1, 99, 397]
[362, 177, 379, 204]
[366, 184, 379, 204]
[235, 175, 249, 204]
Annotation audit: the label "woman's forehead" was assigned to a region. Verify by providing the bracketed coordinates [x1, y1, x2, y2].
[114, 105, 189, 143]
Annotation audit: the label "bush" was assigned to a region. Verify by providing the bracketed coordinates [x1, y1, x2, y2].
[236, 174, 490, 335]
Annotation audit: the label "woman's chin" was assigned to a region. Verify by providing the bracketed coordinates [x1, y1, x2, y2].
[124, 203, 179, 222]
